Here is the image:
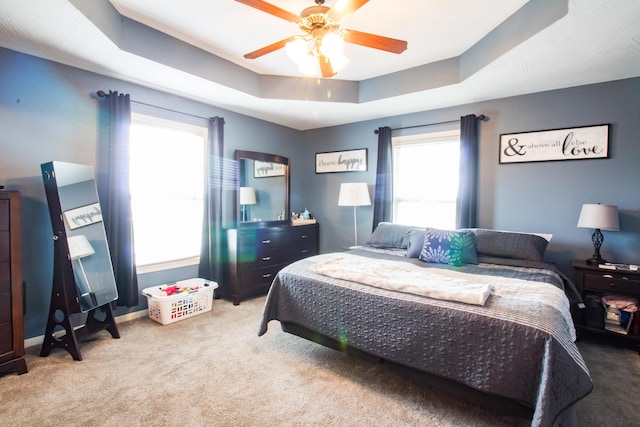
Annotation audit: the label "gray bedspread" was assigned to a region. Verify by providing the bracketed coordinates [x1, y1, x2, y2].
[258, 251, 593, 427]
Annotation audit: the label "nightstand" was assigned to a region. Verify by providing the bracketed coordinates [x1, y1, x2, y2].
[572, 261, 640, 351]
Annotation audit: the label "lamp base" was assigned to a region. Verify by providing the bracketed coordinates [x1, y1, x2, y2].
[586, 257, 607, 266]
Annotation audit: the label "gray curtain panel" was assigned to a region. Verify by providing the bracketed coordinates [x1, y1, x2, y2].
[97, 90, 139, 307]
[456, 114, 479, 229]
[372, 126, 393, 231]
[198, 116, 225, 292]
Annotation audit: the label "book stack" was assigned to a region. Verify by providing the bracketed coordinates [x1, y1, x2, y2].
[602, 295, 638, 335]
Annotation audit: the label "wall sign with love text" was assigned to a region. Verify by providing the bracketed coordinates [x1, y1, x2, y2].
[499, 124, 609, 164]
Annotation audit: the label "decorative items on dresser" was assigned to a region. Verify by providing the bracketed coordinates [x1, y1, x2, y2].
[572, 261, 640, 352]
[226, 223, 319, 305]
[0, 190, 27, 375]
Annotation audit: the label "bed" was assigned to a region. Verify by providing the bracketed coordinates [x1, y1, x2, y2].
[258, 224, 593, 427]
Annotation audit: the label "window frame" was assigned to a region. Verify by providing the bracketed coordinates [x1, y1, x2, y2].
[129, 113, 208, 274]
[391, 129, 461, 229]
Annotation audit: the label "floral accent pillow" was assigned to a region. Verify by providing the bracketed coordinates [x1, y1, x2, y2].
[418, 228, 478, 266]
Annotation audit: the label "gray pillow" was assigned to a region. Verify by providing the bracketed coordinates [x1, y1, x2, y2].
[406, 228, 426, 258]
[366, 222, 417, 249]
[465, 228, 549, 262]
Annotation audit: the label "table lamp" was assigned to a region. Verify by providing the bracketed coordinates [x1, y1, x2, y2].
[240, 186, 256, 222]
[577, 203, 619, 265]
[67, 234, 98, 305]
[338, 182, 371, 248]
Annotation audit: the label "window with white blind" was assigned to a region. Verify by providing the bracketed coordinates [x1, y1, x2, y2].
[129, 113, 206, 271]
[392, 130, 460, 229]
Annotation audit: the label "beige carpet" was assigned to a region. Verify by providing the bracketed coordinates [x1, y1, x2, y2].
[1, 295, 637, 426]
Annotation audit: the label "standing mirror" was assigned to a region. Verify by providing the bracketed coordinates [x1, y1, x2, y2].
[40, 161, 120, 360]
[235, 150, 289, 226]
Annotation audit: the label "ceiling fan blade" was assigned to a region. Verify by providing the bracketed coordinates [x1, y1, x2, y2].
[318, 55, 336, 78]
[328, 0, 369, 22]
[235, 0, 300, 23]
[342, 29, 407, 54]
[244, 36, 299, 59]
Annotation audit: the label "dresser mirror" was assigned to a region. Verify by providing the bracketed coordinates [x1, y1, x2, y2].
[235, 150, 289, 226]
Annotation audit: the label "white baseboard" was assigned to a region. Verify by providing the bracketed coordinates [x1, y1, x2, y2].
[24, 309, 149, 350]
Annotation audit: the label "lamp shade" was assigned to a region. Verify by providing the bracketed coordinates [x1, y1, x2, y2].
[67, 235, 95, 259]
[239, 187, 256, 205]
[577, 203, 619, 231]
[338, 183, 371, 207]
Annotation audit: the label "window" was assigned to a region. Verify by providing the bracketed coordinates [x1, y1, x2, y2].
[129, 114, 207, 270]
[392, 130, 460, 229]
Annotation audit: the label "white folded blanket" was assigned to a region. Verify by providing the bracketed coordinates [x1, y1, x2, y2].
[310, 254, 492, 306]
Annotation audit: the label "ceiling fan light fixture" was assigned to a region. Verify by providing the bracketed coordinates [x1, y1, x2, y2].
[329, 51, 349, 72]
[320, 32, 344, 57]
[285, 37, 308, 64]
[298, 55, 318, 75]
[235, 0, 407, 78]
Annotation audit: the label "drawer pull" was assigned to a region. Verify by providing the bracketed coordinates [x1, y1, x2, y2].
[262, 239, 271, 244]
[262, 256, 271, 261]
[301, 235, 308, 239]
[262, 273, 272, 279]
[301, 249, 309, 253]
[603, 274, 614, 278]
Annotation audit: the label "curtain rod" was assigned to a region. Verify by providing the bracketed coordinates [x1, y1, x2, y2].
[96, 90, 209, 121]
[374, 114, 486, 134]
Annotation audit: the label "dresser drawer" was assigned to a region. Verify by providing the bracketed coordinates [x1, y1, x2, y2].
[0, 200, 8, 230]
[0, 323, 12, 355]
[583, 272, 640, 294]
[239, 229, 288, 252]
[237, 232, 289, 270]
[239, 264, 284, 288]
[289, 225, 318, 260]
[237, 249, 289, 270]
[0, 262, 9, 290]
[0, 292, 11, 324]
[0, 231, 9, 262]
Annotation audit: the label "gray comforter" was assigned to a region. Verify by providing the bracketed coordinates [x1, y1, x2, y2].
[258, 250, 592, 427]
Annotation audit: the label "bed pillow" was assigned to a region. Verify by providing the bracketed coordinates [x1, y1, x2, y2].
[418, 228, 478, 266]
[406, 228, 426, 258]
[465, 228, 549, 262]
[365, 222, 416, 249]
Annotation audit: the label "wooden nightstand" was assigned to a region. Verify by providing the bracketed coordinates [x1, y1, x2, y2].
[572, 261, 640, 351]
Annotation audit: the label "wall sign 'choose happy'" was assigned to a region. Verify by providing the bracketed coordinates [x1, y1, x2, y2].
[499, 124, 609, 164]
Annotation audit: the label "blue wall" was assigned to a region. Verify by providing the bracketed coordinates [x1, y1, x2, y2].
[301, 78, 640, 277]
[0, 48, 302, 338]
[2, 46, 640, 339]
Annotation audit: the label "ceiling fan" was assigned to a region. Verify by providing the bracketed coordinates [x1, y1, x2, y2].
[235, 0, 408, 78]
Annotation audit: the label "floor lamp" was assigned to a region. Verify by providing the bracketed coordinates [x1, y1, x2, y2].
[338, 182, 371, 249]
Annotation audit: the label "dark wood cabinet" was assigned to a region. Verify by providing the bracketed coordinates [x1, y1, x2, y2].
[226, 223, 319, 305]
[0, 191, 27, 375]
[572, 260, 640, 348]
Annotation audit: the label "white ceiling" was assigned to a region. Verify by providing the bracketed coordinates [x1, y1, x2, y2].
[1, 0, 639, 130]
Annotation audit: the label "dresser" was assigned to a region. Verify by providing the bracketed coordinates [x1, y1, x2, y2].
[226, 223, 319, 305]
[0, 191, 27, 375]
[572, 260, 640, 350]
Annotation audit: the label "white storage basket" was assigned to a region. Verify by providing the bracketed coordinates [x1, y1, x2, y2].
[142, 278, 218, 325]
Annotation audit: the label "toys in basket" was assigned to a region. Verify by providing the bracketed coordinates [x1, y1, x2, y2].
[142, 278, 218, 325]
